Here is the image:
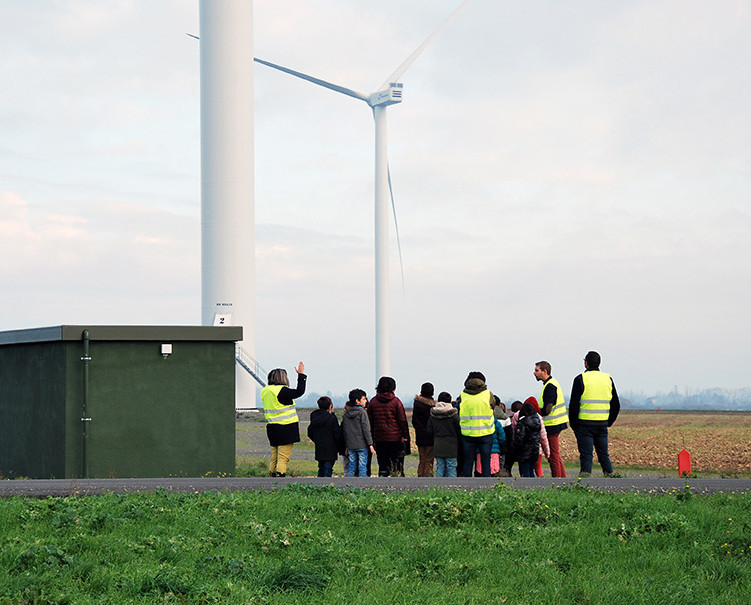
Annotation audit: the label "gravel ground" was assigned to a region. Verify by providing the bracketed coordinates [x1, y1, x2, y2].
[236, 411, 317, 461]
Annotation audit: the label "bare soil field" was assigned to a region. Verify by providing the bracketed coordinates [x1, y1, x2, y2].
[591, 409, 751, 475]
[238, 409, 751, 477]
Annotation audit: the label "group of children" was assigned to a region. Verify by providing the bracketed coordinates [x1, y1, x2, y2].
[307, 386, 550, 478]
[307, 390, 377, 477]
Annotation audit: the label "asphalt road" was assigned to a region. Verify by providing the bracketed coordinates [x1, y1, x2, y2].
[1, 476, 749, 498]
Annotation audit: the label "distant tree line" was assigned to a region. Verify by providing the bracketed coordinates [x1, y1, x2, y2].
[294, 387, 751, 411]
[620, 387, 751, 411]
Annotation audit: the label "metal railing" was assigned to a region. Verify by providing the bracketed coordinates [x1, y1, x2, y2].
[235, 344, 267, 387]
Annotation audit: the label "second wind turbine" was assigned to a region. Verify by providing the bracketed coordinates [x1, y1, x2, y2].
[256, 1, 468, 382]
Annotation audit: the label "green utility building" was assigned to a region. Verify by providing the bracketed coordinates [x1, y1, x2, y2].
[0, 325, 242, 479]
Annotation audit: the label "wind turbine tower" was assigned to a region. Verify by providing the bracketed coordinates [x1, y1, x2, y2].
[199, 1, 256, 407]
[255, 1, 468, 383]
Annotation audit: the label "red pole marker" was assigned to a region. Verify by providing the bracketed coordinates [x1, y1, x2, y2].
[678, 449, 692, 477]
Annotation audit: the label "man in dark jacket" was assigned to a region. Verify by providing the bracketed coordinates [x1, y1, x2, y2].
[569, 351, 620, 477]
[307, 396, 343, 477]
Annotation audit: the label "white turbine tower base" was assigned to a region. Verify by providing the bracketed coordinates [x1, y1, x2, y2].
[199, 0, 256, 407]
[255, 1, 468, 383]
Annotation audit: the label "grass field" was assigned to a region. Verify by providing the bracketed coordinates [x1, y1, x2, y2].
[237, 409, 751, 478]
[2, 484, 750, 603]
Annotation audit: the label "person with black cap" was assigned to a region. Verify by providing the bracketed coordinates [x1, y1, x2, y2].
[568, 351, 621, 477]
[412, 382, 437, 477]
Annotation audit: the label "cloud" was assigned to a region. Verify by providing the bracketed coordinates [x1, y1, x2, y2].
[0, 191, 29, 236]
[1, 0, 750, 398]
[0, 189, 199, 327]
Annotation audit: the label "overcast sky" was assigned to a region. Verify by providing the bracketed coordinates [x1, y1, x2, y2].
[2, 1, 750, 404]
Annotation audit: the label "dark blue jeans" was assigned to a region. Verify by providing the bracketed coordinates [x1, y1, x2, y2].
[347, 448, 368, 477]
[462, 434, 493, 477]
[518, 458, 537, 477]
[317, 460, 335, 477]
[573, 424, 613, 474]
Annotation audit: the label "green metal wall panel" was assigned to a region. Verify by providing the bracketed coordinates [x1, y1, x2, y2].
[69, 341, 235, 478]
[64, 341, 86, 479]
[0, 342, 67, 479]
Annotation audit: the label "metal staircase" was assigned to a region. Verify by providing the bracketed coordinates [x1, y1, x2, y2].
[235, 344, 267, 387]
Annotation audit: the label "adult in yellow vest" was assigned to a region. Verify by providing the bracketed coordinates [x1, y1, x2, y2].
[261, 362, 307, 477]
[533, 360, 569, 478]
[568, 351, 620, 477]
[458, 371, 496, 477]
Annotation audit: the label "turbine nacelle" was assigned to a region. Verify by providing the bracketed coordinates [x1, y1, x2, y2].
[368, 83, 403, 107]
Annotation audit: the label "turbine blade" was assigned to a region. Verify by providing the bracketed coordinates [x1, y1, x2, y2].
[185, 39, 365, 101]
[254, 57, 369, 102]
[387, 164, 406, 297]
[380, 0, 470, 90]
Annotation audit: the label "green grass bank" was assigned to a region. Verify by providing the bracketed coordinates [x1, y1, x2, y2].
[1, 484, 750, 603]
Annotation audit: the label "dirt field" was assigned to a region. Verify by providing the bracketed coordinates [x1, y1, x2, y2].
[239, 409, 751, 476]
[594, 410, 751, 475]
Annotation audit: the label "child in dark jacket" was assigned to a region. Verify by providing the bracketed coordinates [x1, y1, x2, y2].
[426, 392, 461, 477]
[511, 401, 542, 477]
[307, 396, 343, 477]
[503, 400, 523, 475]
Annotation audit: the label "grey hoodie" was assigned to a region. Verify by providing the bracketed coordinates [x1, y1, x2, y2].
[341, 405, 373, 450]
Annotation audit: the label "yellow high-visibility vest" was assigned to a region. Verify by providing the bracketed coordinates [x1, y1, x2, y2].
[540, 376, 569, 428]
[459, 390, 494, 437]
[579, 371, 612, 422]
[261, 384, 300, 425]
